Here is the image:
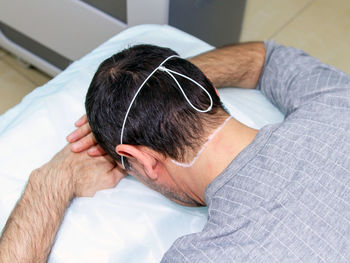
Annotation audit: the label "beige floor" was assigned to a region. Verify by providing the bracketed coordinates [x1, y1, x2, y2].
[0, 0, 350, 115]
[0, 48, 51, 114]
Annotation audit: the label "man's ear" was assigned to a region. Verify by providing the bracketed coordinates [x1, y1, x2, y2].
[115, 144, 158, 180]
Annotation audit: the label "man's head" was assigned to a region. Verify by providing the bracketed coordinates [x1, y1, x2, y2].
[85, 44, 227, 205]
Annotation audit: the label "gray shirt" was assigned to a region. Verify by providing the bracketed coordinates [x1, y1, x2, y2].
[161, 41, 350, 262]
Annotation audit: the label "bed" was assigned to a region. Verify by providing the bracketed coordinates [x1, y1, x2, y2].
[0, 25, 284, 262]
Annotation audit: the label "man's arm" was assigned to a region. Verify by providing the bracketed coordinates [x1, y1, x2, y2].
[189, 42, 266, 89]
[0, 168, 72, 262]
[0, 145, 125, 263]
[257, 41, 350, 116]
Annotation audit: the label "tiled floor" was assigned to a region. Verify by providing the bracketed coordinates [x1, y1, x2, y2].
[0, 0, 349, 115]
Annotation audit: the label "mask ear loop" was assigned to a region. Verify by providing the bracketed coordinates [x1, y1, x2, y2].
[120, 55, 213, 169]
[158, 66, 213, 113]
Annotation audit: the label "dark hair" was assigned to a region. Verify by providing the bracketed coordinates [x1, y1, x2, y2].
[85, 44, 226, 169]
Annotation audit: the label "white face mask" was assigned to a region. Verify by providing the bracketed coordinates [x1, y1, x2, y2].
[120, 55, 214, 169]
[171, 116, 231, 168]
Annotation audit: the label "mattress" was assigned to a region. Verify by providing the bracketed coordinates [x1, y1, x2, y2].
[0, 24, 284, 262]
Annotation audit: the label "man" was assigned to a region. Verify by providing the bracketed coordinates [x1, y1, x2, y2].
[1, 40, 350, 262]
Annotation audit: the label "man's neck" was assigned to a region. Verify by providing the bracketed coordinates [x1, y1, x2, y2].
[168, 116, 258, 205]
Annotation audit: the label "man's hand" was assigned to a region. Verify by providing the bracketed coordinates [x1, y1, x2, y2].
[67, 114, 106, 157]
[41, 144, 125, 197]
[0, 144, 126, 263]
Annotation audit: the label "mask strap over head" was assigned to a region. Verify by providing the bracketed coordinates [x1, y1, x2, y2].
[171, 116, 232, 168]
[120, 55, 213, 169]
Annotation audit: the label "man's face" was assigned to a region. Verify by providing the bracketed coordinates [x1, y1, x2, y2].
[126, 163, 202, 207]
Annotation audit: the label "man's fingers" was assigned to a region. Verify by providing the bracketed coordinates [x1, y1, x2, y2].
[87, 145, 106, 156]
[75, 115, 88, 127]
[70, 133, 97, 152]
[66, 123, 91, 143]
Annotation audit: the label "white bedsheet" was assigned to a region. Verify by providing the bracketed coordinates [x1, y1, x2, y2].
[0, 25, 284, 262]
